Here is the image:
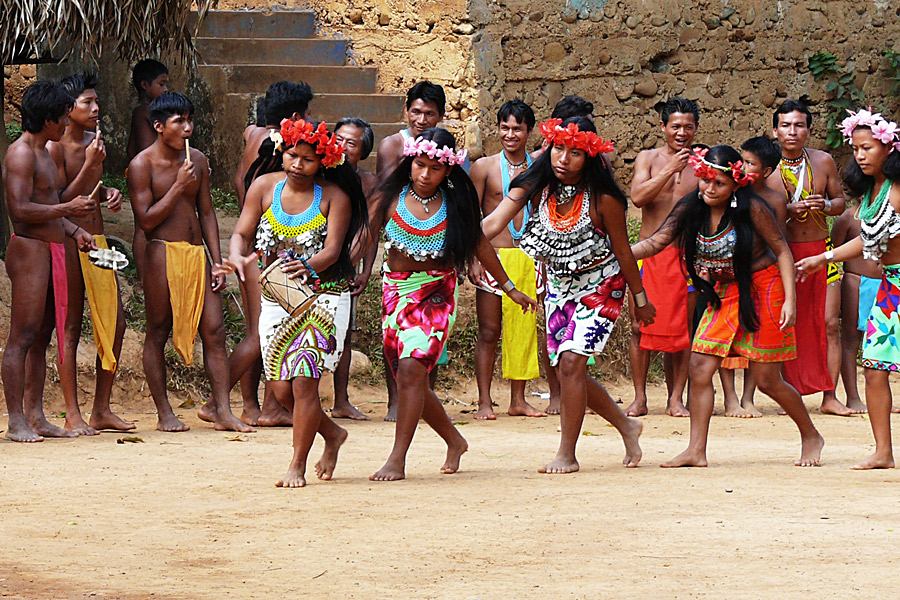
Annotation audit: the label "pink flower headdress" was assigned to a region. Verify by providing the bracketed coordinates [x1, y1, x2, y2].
[688, 147, 758, 187]
[403, 136, 468, 166]
[538, 118, 615, 156]
[841, 108, 900, 152]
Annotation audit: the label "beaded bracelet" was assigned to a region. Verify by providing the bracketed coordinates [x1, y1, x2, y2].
[300, 257, 320, 282]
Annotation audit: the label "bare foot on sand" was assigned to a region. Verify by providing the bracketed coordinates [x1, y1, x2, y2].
[157, 415, 190, 432]
[384, 403, 398, 422]
[276, 466, 306, 488]
[850, 452, 895, 470]
[661, 448, 708, 468]
[795, 433, 825, 467]
[666, 401, 690, 417]
[331, 403, 369, 420]
[622, 417, 643, 467]
[257, 404, 293, 427]
[508, 401, 547, 418]
[31, 417, 78, 439]
[240, 404, 261, 426]
[197, 401, 216, 423]
[740, 399, 763, 417]
[845, 397, 867, 414]
[545, 397, 561, 415]
[214, 413, 256, 433]
[625, 398, 648, 417]
[315, 428, 348, 480]
[441, 439, 468, 474]
[6, 418, 44, 443]
[539, 454, 580, 474]
[724, 403, 760, 418]
[474, 404, 496, 420]
[90, 412, 136, 432]
[370, 459, 405, 481]
[65, 416, 98, 436]
[820, 397, 854, 417]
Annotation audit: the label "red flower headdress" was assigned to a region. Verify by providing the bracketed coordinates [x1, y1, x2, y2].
[687, 147, 757, 187]
[538, 118, 615, 156]
[269, 118, 346, 168]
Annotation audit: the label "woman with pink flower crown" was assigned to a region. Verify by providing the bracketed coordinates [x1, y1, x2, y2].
[482, 116, 655, 474]
[360, 128, 536, 481]
[632, 144, 825, 468]
[797, 109, 900, 469]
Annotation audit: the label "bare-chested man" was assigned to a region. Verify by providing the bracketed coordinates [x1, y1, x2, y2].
[469, 99, 552, 419]
[127, 92, 253, 433]
[330, 117, 378, 420]
[2, 80, 99, 442]
[375, 80, 447, 420]
[768, 100, 849, 415]
[627, 97, 700, 417]
[45, 73, 135, 435]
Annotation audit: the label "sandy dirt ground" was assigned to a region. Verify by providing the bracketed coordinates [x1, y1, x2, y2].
[2, 375, 900, 600]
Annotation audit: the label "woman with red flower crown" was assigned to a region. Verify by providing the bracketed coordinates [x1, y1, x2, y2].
[632, 144, 824, 468]
[359, 127, 537, 481]
[482, 116, 655, 474]
[220, 118, 369, 488]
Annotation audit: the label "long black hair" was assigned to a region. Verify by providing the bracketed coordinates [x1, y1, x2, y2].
[374, 127, 481, 271]
[672, 145, 762, 332]
[842, 125, 900, 197]
[509, 116, 627, 212]
[246, 119, 368, 281]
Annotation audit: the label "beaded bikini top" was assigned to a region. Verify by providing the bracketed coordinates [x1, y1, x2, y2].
[696, 220, 736, 281]
[256, 179, 328, 260]
[858, 179, 900, 260]
[384, 185, 447, 261]
[519, 186, 612, 273]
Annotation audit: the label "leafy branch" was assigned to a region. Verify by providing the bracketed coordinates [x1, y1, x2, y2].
[809, 51, 864, 148]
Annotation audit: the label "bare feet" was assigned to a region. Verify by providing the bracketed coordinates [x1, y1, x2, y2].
[740, 399, 763, 417]
[30, 417, 78, 438]
[257, 404, 293, 427]
[545, 397, 561, 415]
[6, 418, 44, 442]
[384, 403, 398, 422]
[314, 427, 348, 480]
[330, 403, 369, 420]
[845, 397, 867, 414]
[625, 398, 648, 417]
[660, 447, 708, 468]
[89, 412, 136, 432]
[156, 415, 190, 432]
[724, 403, 760, 418]
[850, 452, 895, 470]
[474, 404, 497, 420]
[65, 415, 99, 436]
[214, 412, 256, 433]
[820, 397, 854, 417]
[370, 459, 405, 481]
[196, 400, 216, 423]
[508, 400, 547, 418]
[538, 454, 580, 474]
[240, 404, 261, 426]
[276, 466, 307, 488]
[441, 439, 468, 474]
[796, 433, 825, 467]
[666, 400, 690, 417]
[621, 417, 643, 468]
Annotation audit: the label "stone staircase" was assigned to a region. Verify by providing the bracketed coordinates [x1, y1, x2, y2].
[191, 10, 405, 180]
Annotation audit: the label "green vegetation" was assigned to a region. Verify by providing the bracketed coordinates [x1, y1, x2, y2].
[6, 122, 22, 143]
[808, 51, 864, 149]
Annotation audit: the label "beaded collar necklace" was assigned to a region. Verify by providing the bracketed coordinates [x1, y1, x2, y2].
[384, 184, 448, 261]
[409, 184, 440, 213]
[265, 179, 325, 237]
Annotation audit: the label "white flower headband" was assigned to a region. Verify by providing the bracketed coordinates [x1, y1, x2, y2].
[402, 136, 468, 166]
[840, 109, 900, 152]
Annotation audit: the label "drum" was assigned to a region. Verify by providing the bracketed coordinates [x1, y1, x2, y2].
[259, 257, 318, 317]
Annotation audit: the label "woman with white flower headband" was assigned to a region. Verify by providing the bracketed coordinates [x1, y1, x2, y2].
[360, 127, 537, 482]
[482, 116, 655, 475]
[633, 144, 824, 468]
[797, 109, 900, 469]
[220, 118, 368, 488]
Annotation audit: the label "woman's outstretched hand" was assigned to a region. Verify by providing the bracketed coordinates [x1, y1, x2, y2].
[795, 254, 827, 283]
[507, 289, 538, 313]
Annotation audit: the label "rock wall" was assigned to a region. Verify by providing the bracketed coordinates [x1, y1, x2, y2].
[3, 65, 36, 127]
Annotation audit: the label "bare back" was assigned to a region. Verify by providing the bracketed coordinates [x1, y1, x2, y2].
[234, 125, 270, 204]
[3, 136, 67, 243]
[375, 132, 405, 176]
[633, 146, 698, 240]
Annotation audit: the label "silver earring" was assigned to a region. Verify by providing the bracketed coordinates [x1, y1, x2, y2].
[730, 194, 738, 209]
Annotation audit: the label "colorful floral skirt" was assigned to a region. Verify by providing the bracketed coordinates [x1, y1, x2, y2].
[544, 259, 626, 366]
[692, 264, 796, 363]
[862, 264, 900, 372]
[382, 268, 457, 376]
[259, 290, 351, 381]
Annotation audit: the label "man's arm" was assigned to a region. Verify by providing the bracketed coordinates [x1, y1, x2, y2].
[55, 135, 106, 202]
[630, 149, 688, 208]
[5, 145, 95, 223]
[375, 135, 400, 175]
[821, 153, 846, 216]
[127, 107, 156, 162]
[470, 157, 489, 204]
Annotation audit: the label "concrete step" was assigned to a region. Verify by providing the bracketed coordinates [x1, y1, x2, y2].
[226, 92, 404, 124]
[197, 38, 346, 66]
[201, 65, 378, 95]
[191, 10, 316, 39]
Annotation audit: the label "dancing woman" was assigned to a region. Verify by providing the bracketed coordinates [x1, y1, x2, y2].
[363, 127, 536, 481]
[633, 145, 824, 467]
[797, 110, 900, 469]
[482, 116, 654, 474]
[223, 119, 367, 487]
